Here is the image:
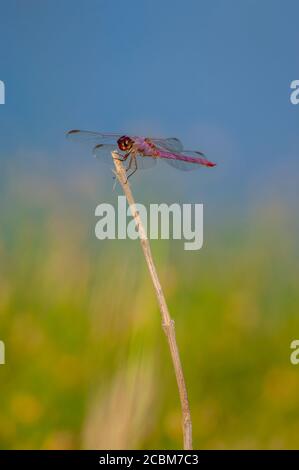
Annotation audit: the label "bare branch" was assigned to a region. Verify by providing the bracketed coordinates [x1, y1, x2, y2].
[112, 152, 193, 450]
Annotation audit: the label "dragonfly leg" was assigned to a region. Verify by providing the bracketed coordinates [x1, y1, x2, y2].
[112, 152, 131, 182]
[125, 155, 133, 171]
[126, 156, 138, 179]
[114, 151, 130, 162]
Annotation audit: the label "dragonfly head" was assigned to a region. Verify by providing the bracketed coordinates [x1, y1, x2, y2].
[117, 135, 134, 152]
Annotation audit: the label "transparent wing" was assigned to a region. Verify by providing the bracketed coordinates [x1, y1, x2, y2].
[136, 154, 157, 170]
[93, 143, 121, 164]
[66, 129, 124, 146]
[150, 137, 183, 153]
[93, 145, 157, 170]
[164, 159, 199, 171]
[163, 150, 215, 171]
[67, 131, 184, 152]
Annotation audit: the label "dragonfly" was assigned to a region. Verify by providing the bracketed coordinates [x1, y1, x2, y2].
[66, 130, 216, 178]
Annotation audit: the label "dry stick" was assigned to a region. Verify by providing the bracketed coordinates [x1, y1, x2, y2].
[112, 152, 193, 450]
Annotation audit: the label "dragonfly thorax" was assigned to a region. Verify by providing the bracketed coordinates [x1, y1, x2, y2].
[117, 135, 134, 151]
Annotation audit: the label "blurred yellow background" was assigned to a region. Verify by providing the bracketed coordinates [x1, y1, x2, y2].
[0, 164, 298, 450]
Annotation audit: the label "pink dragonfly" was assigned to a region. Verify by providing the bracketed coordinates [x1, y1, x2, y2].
[67, 130, 216, 178]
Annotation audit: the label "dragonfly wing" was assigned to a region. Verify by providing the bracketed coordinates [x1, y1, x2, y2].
[136, 154, 157, 170]
[150, 137, 183, 153]
[94, 146, 157, 170]
[93, 144, 121, 164]
[66, 129, 124, 146]
[163, 158, 199, 171]
[163, 151, 215, 171]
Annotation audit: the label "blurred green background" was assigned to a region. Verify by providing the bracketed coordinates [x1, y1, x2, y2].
[0, 161, 298, 450]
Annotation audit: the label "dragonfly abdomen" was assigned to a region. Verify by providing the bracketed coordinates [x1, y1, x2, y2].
[159, 150, 216, 167]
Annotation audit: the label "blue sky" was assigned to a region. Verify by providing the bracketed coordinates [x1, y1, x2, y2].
[0, 0, 298, 208]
